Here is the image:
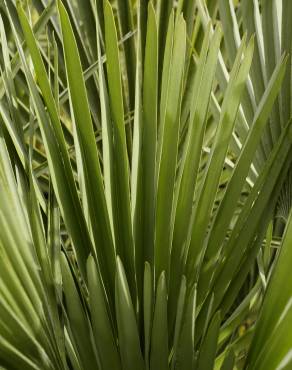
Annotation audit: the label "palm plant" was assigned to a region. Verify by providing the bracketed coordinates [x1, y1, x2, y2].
[0, 0, 292, 369]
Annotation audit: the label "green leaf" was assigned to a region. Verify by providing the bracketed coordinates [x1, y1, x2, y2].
[150, 272, 168, 370]
[247, 209, 292, 369]
[171, 276, 186, 370]
[58, 0, 116, 301]
[280, 0, 292, 125]
[155, 14, 186, 281]
[197, 311, 221, 370]
[116, 0, 136, 109]
[144, 262, 153, 370]
[205, 53, 288, 261]
[185, 36, 254, 282]
[15, 3, 93, 280]
[115, 257, 144, 370]
[175, 285, 196, 370]
[196, 120, 292, 335]
[169, 24, 221, 326]
[87, 256, 121, 370]
[104, 0, 136, 298]
[220, 349, 235, 370]
[60, 253, 98, 369]
[47, 183, 62, 297]
[262, 0, 281, 140]
[132, 1, 158, 298]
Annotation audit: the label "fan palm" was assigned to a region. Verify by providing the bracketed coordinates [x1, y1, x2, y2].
[0, 0, 292, 369]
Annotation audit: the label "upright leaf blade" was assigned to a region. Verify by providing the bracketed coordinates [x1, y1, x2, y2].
[197, 311, 221, 370]
[104, 0, 136, 298]
[115, 258, 144, 370]
[132, 1, 158, 299]
[58, 0, 116, 301]
[15, 3, 92, 279]
[150, 272, 168, 370]
[155, 14, 186, 281]
[185, 36, 254, 282]
[87, 256, 121, 370]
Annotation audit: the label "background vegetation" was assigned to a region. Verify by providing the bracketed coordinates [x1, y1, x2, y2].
[0, 0, 292, 369]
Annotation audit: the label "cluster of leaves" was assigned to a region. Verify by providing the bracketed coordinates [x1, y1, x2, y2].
[0, 0, 292, 369]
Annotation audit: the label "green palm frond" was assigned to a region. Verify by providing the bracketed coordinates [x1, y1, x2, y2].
[1, 1, 292, 369]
